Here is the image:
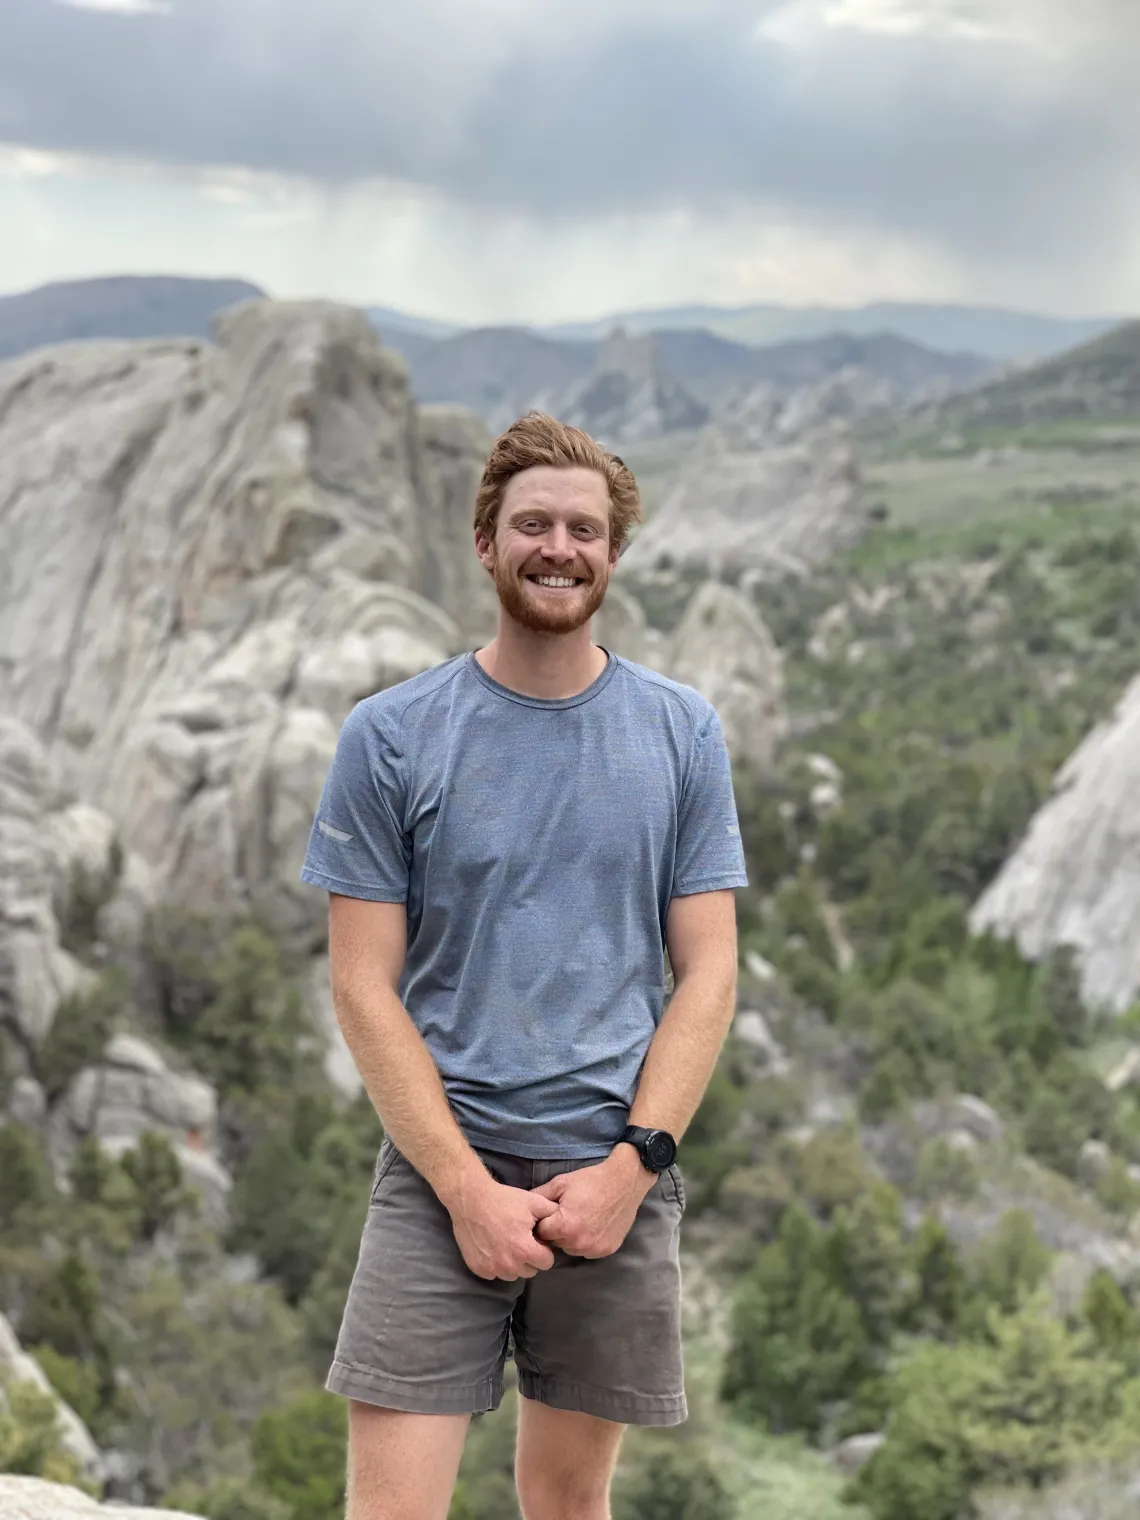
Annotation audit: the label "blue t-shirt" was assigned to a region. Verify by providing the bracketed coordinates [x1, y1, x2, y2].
[300, 651, 748, 1157]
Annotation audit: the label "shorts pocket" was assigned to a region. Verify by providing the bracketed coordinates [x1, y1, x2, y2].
[369, 1138, 400, 1204]
[667, 1164, 686, 1213]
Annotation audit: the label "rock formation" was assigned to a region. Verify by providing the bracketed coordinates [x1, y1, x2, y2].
[0, 302, 493, 962]
[970, 672, 1140, 1011]
[554, 328, 708, 444]
[48, 1034, 231, 1222]
[620, 420, 864, 578]
[669, 583, 787, 769]
[0, 298, 789, 1109]
[1, 718, 101, 1047]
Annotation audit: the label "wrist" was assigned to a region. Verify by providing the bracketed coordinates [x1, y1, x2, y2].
[607, 1141, 659, 1195]
[433, 1149, 493, 1214]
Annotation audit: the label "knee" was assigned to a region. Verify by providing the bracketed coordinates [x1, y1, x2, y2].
[516, 1467, 611, 1520]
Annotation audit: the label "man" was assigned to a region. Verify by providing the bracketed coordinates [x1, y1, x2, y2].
[300, 412, 747, 1520]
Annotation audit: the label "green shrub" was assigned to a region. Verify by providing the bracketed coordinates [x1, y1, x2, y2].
[0, 1370, 81, 1484]
[914, 1137, 981, 1201]
[251, 1389, 346, 1520]
[851, 1302, 1139, 1520]
[34, 972, 125, 1102]
[612, 1440, 734, 1520]
[721, 1204, 871, 1435]
[0, 1124, 55, 1230]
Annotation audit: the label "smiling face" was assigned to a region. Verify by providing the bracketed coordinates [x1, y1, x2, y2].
[476, 465, 619, 635]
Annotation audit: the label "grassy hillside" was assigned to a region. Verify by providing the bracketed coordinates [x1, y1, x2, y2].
[890, 320, 1140, 445]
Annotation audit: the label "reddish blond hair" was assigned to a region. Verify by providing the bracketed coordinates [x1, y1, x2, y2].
[474, 412, 642, 549]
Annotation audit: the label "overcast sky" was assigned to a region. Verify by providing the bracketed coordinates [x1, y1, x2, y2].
[1, 0, 1136, 322]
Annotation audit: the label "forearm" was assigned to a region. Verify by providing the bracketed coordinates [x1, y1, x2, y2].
[331, 975, 484, 1206]
[628, 961, 737, 1141]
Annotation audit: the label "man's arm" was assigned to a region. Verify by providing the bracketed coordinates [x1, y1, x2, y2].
[534, 888, 738, 1256]
[328, 893, 557, 1279]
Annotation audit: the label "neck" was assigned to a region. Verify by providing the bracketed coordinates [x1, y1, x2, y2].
[475, 615, 608, 700]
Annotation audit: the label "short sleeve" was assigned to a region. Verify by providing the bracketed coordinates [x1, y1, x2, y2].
[299, 701, 411, 902]
[672, 710, 750, 898]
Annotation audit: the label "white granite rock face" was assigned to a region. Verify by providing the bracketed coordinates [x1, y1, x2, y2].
[620, 422, 863, 578]
[668, 582, 787, 770]
[0, 719, 95, 1044]
[970, 672, 1140, 1012]
[0, 1476, 202, 1520]
[0, 303, 487, 957]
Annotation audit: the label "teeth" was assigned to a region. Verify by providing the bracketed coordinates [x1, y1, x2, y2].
[534, 576, 577, 588]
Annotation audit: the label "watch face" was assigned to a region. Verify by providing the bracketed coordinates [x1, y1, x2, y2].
[645, 1130, 677, 1170]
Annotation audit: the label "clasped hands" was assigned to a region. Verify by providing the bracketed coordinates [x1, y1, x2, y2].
[446, 1149, 655, 1282]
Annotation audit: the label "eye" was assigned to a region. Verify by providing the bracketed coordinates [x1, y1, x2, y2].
[573, 524, 601, 538]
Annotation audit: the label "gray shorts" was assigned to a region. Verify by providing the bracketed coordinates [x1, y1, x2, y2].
[326, 1140, 687, 1427]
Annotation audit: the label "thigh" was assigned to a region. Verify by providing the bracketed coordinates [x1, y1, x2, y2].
[348, 1401, 469, 1520]
[513, 1165, 687, 1428]
[329, 1141, 521, 1415]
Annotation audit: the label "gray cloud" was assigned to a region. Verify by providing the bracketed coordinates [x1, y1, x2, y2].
[1, 0, 1137, 277]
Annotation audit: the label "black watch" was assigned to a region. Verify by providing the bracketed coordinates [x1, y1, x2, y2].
[619, 1125, 677, 1173]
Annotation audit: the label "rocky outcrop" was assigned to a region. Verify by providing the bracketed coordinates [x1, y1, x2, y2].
[48, 1034, 230, 1222]
[669, 583, 787, 769]
[970, 673, 1140, 1011]
[0, 1476, 202, 1520]
[554, 328, 708, 444]
[0, 1316, 104, 1485]
[0, 719, 98, 1046]
[620, 422, 864, 578]
[0, 302, 493, 960]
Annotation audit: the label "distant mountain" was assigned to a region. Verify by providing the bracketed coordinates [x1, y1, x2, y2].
[0, 276, 266, 360]
[541, 302, 1121, 363]
[375, 319, 991, 436]
[915, 319, 1140, 435]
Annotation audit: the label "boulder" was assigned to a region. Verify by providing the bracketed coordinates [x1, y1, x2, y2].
[913, 1094, 1004, 1145]
[50, 1037, 230, 1222]
[1078, 1138, 1112, 1183]
[0, 1476, 202, 1520]
[1106, 1047, 1140, 1092]
[970, 672, 1140, 1012]
[0, 1314, 104, 1484]
[733, 1010, 789, 1075]
[668, 582, 787, 769]
[830, 1432, 885, 1476]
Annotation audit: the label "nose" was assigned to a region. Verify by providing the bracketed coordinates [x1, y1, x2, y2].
[540, 522, 576, 562]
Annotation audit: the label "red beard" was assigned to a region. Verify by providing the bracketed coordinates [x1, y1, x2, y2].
[492, 559, 609, 634]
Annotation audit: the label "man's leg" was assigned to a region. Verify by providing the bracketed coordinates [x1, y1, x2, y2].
[347, 1403, 470, 1520]
[514, 1400, 626, 1520]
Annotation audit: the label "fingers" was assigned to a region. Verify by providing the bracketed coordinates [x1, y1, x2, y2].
[525, 1238, 556, 1271]
[530, 1178, 565, 1202]
[528, 1191, 561, 1218]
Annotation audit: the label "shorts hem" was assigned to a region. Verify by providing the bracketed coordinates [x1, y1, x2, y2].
[517, 1372, 687, 1428]
[326, 1360, 503, 1415]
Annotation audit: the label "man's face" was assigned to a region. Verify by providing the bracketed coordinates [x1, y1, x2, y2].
[476, 466, 619, 635]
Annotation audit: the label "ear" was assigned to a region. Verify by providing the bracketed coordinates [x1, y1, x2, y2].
[474, 527, 495, 573]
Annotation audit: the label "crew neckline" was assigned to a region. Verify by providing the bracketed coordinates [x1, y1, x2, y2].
[465, 649, 618, 709]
